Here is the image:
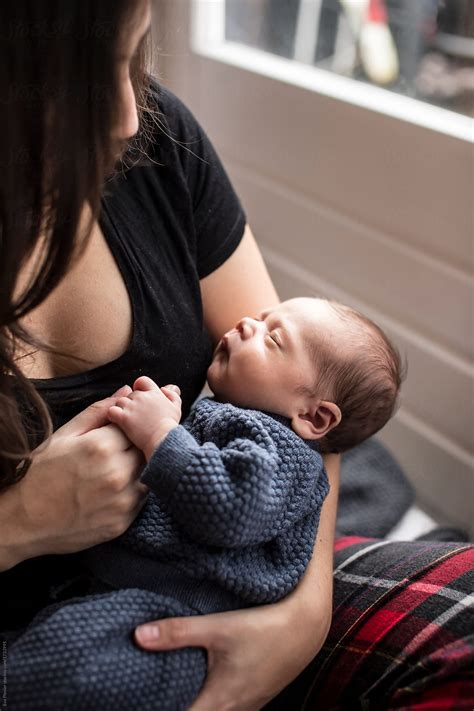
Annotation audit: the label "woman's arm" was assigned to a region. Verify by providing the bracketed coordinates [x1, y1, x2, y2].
[282, 451, 339, 631]
[199, 225, 279, 343]
[134, 225, 340, 709]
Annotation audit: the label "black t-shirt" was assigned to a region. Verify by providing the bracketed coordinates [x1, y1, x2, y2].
[3, 78, 246, 632]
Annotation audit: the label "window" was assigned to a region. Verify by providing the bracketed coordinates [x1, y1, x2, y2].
[192, 0, 473, 139]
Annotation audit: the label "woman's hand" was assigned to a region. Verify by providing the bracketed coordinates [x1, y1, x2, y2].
[134, 593, 330, 711]
[0, 386, 148, 570]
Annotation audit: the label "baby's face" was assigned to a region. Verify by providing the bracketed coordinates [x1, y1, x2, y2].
[207, 297, 349, 417]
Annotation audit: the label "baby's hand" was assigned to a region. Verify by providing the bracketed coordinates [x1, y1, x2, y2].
[108, 376, 182, 461]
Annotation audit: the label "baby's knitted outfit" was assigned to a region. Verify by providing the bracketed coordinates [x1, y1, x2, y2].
[9, 398, 329, 711]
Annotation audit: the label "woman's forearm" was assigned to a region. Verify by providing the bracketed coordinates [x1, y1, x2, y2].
[280, 454, 340, 626]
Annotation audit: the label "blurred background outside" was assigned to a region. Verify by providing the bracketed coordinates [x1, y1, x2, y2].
[225, 0, 474, 117]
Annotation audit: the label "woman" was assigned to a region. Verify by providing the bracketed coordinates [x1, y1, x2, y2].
[1, 2, 472, 709]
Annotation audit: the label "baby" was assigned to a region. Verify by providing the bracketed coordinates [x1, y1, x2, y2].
[10, 298, 404, 711]
[108, 296, 403, 458]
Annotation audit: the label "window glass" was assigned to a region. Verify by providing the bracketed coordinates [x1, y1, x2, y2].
[225, 0, 474, 118]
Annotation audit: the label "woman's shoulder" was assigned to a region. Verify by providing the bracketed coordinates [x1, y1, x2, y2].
[113, 75, 246, 279]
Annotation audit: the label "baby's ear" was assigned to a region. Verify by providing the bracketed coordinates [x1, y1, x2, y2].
[291, 401, 341, 440]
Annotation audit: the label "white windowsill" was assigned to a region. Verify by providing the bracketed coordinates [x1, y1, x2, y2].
[191, 38, 473, 143]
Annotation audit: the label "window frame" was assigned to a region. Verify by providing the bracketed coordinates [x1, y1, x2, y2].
[191, 0, 473, 141]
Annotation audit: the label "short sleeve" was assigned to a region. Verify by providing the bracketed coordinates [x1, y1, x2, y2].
[147, 79, 247, 278]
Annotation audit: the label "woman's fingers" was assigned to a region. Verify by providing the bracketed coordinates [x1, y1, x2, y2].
[56, 386, 132, 437]
[115, 446, 147, 490]
[134, 612, 261, 711]
[123, 442, 146, 472]
[133, 601, 317, 711]
[112, 385, 133, 398]
[85, 422, 137, 452]
[135, 613, 221, 651]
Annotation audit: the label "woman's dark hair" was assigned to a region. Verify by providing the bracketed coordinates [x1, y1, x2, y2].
[0, 0, 157, 491]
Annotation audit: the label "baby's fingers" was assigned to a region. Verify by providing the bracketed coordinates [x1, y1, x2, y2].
[133, 376, 160, 392]
[161, 384, 181, 405]
[107, 404, 133, 426]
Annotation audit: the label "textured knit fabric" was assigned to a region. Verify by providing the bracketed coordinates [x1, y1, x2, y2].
[265, 536, 474, 710]
[84, 399, 329, 609]
[8, 591, 206, 711]
[7, 399, 329, 710]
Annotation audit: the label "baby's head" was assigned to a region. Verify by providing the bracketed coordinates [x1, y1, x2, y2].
[207, 297, 405, 453]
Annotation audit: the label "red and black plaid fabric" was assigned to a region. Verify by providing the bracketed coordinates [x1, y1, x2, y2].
[267, 537, 474, 710]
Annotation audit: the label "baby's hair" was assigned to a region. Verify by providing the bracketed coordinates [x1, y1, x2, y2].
[306, 301, 406, 453]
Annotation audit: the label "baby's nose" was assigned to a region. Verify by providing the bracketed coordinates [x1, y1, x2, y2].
[236, 316, 259, 339]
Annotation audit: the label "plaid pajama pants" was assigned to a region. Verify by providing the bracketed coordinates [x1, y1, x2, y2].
[267, 537, 474, 710]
